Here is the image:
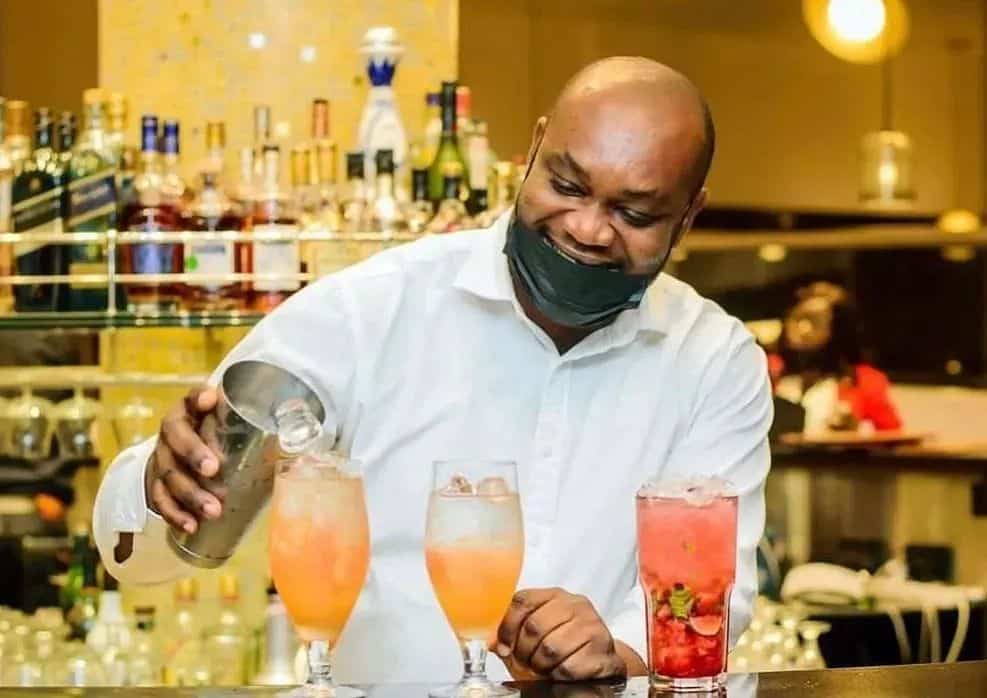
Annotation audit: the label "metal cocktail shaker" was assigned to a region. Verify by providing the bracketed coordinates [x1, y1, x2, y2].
[167, 360, 326, 568]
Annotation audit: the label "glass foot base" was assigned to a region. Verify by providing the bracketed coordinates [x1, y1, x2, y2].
[649, 673, 726, 694]
[277, 685, 365, 698]
[429, 677, 519, 698]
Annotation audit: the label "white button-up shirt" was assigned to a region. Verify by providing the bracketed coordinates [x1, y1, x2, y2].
[93, 211, 772, 684]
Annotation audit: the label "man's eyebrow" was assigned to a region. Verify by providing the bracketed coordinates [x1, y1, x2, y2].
[546, 151, 590, 184]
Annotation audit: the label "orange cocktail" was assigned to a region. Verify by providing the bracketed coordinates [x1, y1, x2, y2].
[269, 452, 369, 697]
[426, 527, 523, 640]
[425, 461, 524, 698]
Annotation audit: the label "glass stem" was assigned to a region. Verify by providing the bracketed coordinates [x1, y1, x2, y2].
[306, 639, 333, 688]
[461, 638, 488, 681]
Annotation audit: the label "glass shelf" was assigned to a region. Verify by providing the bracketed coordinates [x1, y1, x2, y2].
[0, 309, 265, 330]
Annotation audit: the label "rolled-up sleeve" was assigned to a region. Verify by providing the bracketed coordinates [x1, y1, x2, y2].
[608, 323, 773, 659]
[92, 277, 359, 584]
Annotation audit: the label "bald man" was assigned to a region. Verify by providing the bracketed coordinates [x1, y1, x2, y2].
[93, 57, 771, 686]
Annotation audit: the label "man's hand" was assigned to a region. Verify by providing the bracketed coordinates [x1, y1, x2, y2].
[144, 387, 224, 534]
[493, 588, 645, 681]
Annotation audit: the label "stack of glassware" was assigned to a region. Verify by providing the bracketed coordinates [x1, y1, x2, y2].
[728, 596, 832, 673]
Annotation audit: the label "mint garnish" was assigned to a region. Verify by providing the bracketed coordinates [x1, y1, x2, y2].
[669, 585, 694, 620]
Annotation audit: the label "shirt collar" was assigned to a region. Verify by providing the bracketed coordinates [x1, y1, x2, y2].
[453, 208, 675, 340]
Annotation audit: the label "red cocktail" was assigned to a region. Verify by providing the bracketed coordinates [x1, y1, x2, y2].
[636, 478, 738, 692]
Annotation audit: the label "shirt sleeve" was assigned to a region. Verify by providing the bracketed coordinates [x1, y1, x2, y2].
[92, 279, 359, 585]
[607, 323, 773, 661]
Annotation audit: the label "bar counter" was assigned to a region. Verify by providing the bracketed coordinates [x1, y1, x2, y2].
[7, 661, 987, 697]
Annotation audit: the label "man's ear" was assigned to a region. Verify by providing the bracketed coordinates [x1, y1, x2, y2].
[523, 116, 549, 179]
[672, 188, 708, 247]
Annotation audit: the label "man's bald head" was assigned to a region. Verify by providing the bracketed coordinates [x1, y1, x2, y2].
[544, 57, 715, 196]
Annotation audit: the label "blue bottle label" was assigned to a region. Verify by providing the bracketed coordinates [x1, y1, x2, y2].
[66, 170, 117, 231]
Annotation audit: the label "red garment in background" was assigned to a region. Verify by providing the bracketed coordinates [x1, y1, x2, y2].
[838, 364, 903, 431]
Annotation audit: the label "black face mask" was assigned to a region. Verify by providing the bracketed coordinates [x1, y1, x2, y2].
[504, 213, 675, 329]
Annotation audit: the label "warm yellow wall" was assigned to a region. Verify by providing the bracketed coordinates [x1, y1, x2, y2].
[98, 0, 458, 182]
[460, 0, 985, 213]
[0, 0, 98, 115]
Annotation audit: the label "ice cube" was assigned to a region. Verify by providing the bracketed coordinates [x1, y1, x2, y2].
[638, 476, 735, 503]
[476, 476, 511, 497]
[442, 473, 475, 495]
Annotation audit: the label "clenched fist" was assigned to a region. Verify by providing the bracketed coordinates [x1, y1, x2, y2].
[493, 588, 646, 681]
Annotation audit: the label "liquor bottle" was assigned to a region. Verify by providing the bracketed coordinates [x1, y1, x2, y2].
[127, 606, 162, 686]
[456, 85, 474, 141]
[106, 92, 137, 206]
[162, 578, 211, 686]
[475, 161, 517, 228]
[341, 151, 368, 234]
[160, 120, 187, 206]
[405, 168, 434, 235]
[0, 100, 12, 312]
[66, 545, 100, 641]
[119, 115, 183, 312]
[290, 144, 319, 227]
[86, 572, 131, 686]
[252, 105, 271, 184]
[357, 27, 408, 188]
[60, 529, 90, 617]
[11, 107, 64, 312]
[370, 149, 404, 233]
[56, 111, 76, 167]
[310, 98, 341, 231]
[183, 122, 242, 311]
[421, 92, 442, 168]
[203, 573, 249, 686]
[248, 145, 300, 313]
[427, 81, 468, 203]
[233, 146, 256, 214]
[466, 120, 490, 216]
[4, 99, 32, 168]
[251, 583, 300, 686]
[63, 94, 118, 312]
[426, 168, 469, 234]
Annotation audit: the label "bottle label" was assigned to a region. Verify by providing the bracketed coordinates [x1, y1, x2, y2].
[185, 242, 234, 289]
[11, 185, 64, 256]
[253, 224, 300, 292]
[467, 136, 489, 191]
[66, 170, 117, 231]
[132, 243, 175, 274]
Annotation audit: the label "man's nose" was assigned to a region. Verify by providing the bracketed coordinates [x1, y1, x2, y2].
[564, 204, 614, 248]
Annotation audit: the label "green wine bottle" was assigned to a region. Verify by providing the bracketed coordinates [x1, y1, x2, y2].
[427, 81, 468, 203]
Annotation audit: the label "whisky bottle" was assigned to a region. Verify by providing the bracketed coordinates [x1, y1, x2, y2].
[183, 121, 242, 311]
[64, 94, 118, 311]
[119, 115, 182, 312]
[341, 151, 368, 234]
[310, 98, 341, 231]
[475, 161, 517, 228]
[0, 100, 13, 312]
[248, 145, 301, 313]
[427, 81, 468, 203]
[106, 92, 137, 205]
[370, 149, 404, 233]
[426, 169, 469, 234]
[3, 99, 32, 168]
[466, 120, 490, 216]
[202, 574, 249, 686]
[405, 168, 433, 235]
[160, 120, 187, 207]
[11, 107, 65, 311]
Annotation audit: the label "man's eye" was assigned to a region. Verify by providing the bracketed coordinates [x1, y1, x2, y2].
[618, 208, 658, 228]
[550, 177, 584, 198]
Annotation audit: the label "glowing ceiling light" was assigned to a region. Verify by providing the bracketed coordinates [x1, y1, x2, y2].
[248, 32, 268, 50]
[826, 0, 886, 44]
